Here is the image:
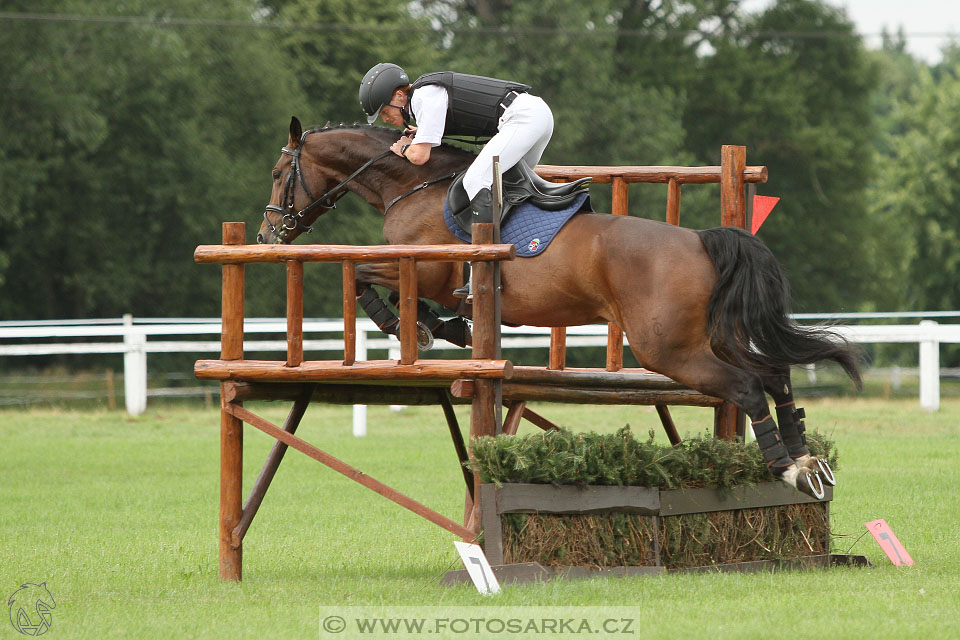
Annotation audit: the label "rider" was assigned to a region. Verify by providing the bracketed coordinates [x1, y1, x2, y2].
[359, 63, 554, 298]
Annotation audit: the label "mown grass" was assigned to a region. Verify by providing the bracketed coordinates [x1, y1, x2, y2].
[1, 399, 957, 639]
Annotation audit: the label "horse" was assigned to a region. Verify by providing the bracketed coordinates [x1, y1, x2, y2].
[258, 117, 861, 498]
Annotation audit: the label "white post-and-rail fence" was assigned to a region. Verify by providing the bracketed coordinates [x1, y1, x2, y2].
[1, 313, 959, 424]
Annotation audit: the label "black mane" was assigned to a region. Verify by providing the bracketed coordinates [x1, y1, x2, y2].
[306, 123, 477, 161]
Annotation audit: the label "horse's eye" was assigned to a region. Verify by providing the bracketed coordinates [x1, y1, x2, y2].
[272, 170, 281, 181]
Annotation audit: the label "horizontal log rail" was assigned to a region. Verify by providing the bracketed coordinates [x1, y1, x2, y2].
[194, 243, 516, 265]
[195, 358, 513, 382]
[535, 164, 767, 184]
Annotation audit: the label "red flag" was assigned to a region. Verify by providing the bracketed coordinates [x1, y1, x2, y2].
[751, 195, 779, 234]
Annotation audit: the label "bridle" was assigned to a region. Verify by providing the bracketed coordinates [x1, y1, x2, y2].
[261, 129, 393, 243]
[261, 128, 460, 243]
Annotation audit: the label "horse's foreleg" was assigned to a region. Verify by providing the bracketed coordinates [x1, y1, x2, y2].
[355, 263, 401, 336]
[355, 263, 471, 348]
[762, 369, 836, 486]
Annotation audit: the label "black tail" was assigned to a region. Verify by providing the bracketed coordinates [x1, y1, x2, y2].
[696, 227, 862, 389]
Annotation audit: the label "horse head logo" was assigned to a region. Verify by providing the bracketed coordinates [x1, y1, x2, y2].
[8, 582, 56, 636]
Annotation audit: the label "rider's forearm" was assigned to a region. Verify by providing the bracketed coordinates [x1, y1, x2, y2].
[403, 143, 431, 165]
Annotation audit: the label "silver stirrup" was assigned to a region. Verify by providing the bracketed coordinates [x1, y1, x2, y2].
[416, 321, 435, 352]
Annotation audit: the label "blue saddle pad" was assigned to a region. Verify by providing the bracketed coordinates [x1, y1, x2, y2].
[443, 192, 589, 257]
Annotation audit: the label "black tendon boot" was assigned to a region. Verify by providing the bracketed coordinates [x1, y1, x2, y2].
[791, 406, 835, 486]
[754, 415, 825, 499]
[751, 416, 792, 477]
[357, 288, 399, 336]
[775, 401, 809, 459]
[413, 298, 471, 349]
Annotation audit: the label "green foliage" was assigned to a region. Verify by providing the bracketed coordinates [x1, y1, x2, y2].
[468, 425, 837, 488]
[0, 0, 304, 318]
[2, 0, 958, 324]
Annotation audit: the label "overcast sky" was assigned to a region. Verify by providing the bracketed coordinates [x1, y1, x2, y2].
[742, 0, 960, 63]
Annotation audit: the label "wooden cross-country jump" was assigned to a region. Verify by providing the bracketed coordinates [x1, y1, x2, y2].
[195, 146, 763, 581]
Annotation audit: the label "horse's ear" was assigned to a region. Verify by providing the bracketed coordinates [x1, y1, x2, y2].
[289, 116, 303, 148]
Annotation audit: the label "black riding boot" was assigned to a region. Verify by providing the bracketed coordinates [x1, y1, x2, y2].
[453, 189, 493, 299]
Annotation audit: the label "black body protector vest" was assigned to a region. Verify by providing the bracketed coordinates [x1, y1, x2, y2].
[407, 72, 532, 139]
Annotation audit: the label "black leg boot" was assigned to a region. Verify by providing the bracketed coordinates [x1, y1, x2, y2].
[453, 189, 493, 299]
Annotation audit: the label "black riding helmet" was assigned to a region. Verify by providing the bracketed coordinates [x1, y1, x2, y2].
[359, 63, 410, 124]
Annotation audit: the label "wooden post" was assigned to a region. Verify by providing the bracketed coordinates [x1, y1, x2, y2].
[398, 257, 418, 365]
[285, 260, 303, 367]
[666, 177, 681, 226]
[720, 145, 747, 229]
[549, 327, 567, 370]
[718, 145, 747, 440]
[219, 221, 245, 581]
[606, 176, 629, 371]
[342, 261, 356, 366]
[469, 221, 499, 532]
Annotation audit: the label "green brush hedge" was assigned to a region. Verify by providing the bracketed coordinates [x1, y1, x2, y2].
[468, 426, 837, 489]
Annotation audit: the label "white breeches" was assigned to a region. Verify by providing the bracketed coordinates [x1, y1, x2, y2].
[462, 93, 554, 199]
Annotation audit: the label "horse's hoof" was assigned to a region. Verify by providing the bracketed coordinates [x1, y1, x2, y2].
[796, 470, 825, 500]
[416, 321, 435, 352]
[816, 458, 836, 486]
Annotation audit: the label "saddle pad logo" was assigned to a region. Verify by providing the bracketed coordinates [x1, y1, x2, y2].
[527, 238, 541, 252]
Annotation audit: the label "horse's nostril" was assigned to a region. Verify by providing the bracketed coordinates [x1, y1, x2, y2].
[256, 233, 264, 244]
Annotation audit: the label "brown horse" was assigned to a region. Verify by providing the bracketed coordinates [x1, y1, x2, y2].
[259, 117, 861, 497]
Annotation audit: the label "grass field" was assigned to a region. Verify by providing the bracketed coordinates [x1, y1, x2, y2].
[1, 398, 958, 639]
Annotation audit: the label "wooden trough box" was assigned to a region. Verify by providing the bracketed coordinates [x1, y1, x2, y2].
[444, 482, 870, 585]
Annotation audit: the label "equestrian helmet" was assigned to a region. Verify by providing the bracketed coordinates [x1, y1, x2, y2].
[359, 63, 410, 124]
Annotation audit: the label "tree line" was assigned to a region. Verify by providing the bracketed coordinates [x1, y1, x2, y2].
[2, 0, 958, 327]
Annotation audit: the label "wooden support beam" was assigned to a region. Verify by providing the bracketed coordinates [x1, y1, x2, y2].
[721, 145, 747, 230]
[501, 383, 722, 406]
[223, 402, 477, 541]
[225, 381, 465, 405]
[519, 406, 561, 432]
[509, 366, 690, 389]
[232, 384, 315, 547]
[549, 327, 566, 370]
[605, 177, 628, 372]
[666, 177, 681, 226]
[502, 401, 527, 436]
[714, 402, 739, 441]
[655, 404, 682, 446]
[398, 257, 418, 365]
[718, 145, 747, 439]
[285, 260, 303, 367]
[439, 390, 473, 497]
[469, 221, 501, 531]
[219, 221, 245, 582]
[342, 261, 356, 366]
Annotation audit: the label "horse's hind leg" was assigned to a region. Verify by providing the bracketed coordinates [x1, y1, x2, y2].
[762, 367, 836, 486]
[641, 345, 824, 498]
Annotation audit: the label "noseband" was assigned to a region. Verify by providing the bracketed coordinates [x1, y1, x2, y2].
[262, 130, 393, 242]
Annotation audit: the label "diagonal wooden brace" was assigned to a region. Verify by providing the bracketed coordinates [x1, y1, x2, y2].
[222, 402, 477, 541]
